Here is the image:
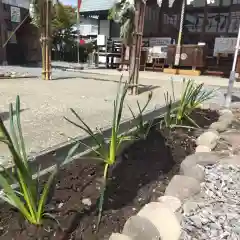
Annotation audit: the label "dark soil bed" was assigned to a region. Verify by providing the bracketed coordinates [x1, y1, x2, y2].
[0, 109, 219, 240]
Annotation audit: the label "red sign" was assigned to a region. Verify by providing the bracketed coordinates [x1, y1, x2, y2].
[79, 39, 85, 45]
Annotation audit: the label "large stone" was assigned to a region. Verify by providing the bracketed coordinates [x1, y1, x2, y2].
[209, 121, 229, 132]
[180, 153, 220, 173]
[221, 131, 240, 149]
[137, 202, 181, 240]
[157, 196, 182, 213]
[109, 233, 133, 240]
[180, 164, 205, 182]
[195, 145, 211, 153]
[219, 109, 233, 116]
[218, 112, 234, 125]
[123, 215, 161, 240]
[196, 131, 219, 149]
[165, 175, 201, 201]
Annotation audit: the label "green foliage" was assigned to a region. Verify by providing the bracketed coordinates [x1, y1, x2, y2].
[128, 91, 153, 139]
[108, 0, 135, 45]
[162, 79, 215, 128]
[52, 3, 76, 35]
[0, 96, 77, 225]
[64, 78, 135, 230]
[30, 0, 60, 28]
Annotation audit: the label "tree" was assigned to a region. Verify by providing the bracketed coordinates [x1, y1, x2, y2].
[51, 3, 77, 58]
[29, 0, 76, 79]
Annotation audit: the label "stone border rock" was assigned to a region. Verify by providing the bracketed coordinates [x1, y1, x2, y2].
[109, 107, 235, 240]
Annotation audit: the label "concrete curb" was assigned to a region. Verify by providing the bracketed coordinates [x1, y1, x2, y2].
[0, 102, 180, 190]
[109, 107, 235, 240]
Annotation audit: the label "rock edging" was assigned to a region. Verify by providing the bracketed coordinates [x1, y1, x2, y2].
[109, 108, 234, 240]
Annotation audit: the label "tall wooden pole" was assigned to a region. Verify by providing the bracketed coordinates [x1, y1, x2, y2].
[134, 1, 146, 95]
[45, 0, 52, 80]
[41, 0, 46, 80]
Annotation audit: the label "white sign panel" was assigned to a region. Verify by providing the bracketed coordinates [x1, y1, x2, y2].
[149, 37, 171, 47]
[213, 37, 237, 56]
[97, 35, 106, 46]
[11, 6, 21, 23]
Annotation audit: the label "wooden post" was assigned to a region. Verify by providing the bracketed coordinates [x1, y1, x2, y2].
[45, 0, 52, 80]
[134, 1, 146, 95]
[40, 0, 46, 80]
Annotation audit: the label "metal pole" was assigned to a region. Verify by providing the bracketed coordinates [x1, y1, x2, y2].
[174, 0, 185, 66]
[77, 0, 81, 64]
[225, 24, 240, 108]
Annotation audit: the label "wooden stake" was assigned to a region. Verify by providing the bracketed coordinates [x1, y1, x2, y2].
[41, 0, 46, 80]
[45, 0, 52, 80]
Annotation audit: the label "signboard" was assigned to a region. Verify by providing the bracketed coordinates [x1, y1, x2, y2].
[97, 35, 106, 46]
[213, 37, 237, 56]
[149, 37, 171, 47]
[11, 6, 21, 23]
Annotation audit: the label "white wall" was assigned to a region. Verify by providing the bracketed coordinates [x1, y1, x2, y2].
[2, 0, 30, 9]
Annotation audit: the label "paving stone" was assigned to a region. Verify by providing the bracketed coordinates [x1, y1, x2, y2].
[109, 233, 133, 240]
[218, 112, 234, 125]
[210, 121, 229, 132]
[195, 145, 211, 153]
[180, 164, 205, 182]
[122, 215, 160, 240]
[137, 202, 181, 240]
[180, 153, 220, 177]
[165, 175, 201, 201]
[157, 196, 182, 213]
[196, 131, 219, 149]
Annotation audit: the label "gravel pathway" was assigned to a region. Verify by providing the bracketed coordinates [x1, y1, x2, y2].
[181, 164, 240, 240]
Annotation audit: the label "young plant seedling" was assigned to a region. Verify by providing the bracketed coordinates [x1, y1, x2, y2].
[128, 91, 153, 140]
[64, 77, 135, 231]
[0, 96, 78, 225]
[162, 78, 216, 128]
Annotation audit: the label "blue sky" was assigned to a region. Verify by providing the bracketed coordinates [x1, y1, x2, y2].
[61, 0, 76, 6]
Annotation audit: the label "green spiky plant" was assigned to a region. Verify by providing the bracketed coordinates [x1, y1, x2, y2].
[0, 96, 78, 225]
[162, 79, 215, 128]
[64, 78, 135, 230]
[128, 91, 153, 139]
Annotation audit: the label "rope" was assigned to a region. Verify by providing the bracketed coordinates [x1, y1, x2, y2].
[2, 13, 30, 48]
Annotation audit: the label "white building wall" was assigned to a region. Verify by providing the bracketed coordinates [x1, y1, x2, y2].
[2, 0, 30, 9]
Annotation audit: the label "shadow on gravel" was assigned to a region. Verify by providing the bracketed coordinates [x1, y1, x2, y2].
[0, 108, 28, 121]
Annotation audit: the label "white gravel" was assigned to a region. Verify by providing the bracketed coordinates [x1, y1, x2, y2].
[181, 164, 240, 240]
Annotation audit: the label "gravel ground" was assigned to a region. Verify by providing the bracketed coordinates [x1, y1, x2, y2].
[181, 164, 240, 240]
[1, 65, 240, 164]
[0, 75, 185, 165]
